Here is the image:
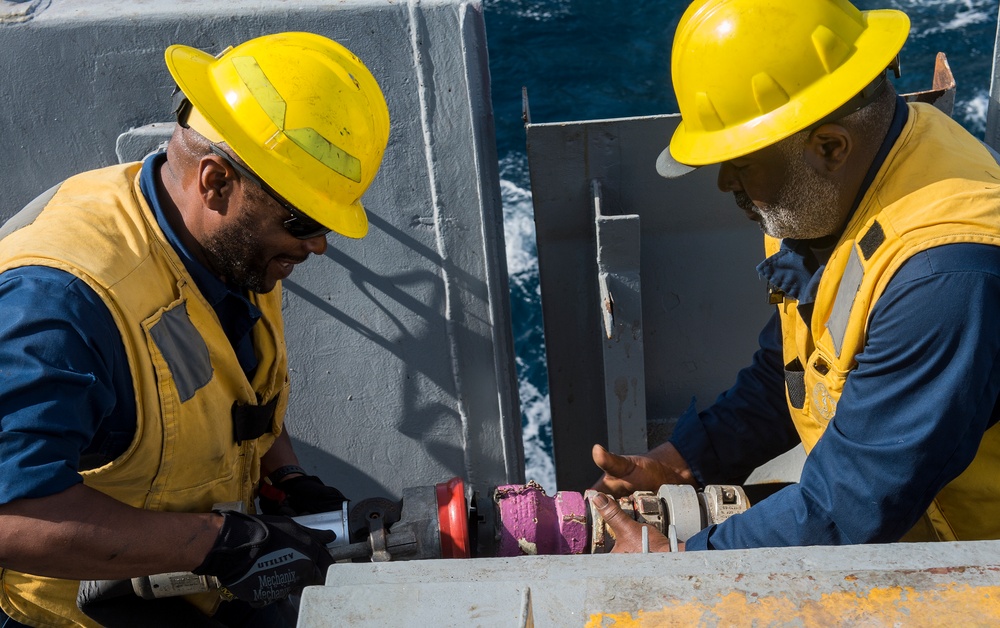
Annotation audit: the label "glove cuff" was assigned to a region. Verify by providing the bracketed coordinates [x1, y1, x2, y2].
[267, 465, 307, 485]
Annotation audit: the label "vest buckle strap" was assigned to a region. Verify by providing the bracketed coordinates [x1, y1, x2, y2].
[767, 283, 785, 305]
[231, 396, 279, 444]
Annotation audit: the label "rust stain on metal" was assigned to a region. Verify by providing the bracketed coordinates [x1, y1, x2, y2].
[494, 479, 546, 498]
[584, 585, 1000, 626]
[925, 566, 967, 575]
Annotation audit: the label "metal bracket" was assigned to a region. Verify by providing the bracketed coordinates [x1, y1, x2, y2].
[901, 52, 956, 117]
[593, 179, 648, 454]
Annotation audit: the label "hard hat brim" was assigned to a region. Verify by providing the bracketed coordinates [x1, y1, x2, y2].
[655, 145, 700, 179]
[669, 9, 910, 167]
[164, 41, 372, 240]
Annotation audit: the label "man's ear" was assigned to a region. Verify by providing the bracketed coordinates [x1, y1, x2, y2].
[198, 155, 236, 213]
[805, 123, 851, 174]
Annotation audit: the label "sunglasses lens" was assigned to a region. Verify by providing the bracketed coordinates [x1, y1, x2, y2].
[284, 212, 330, 239]
[209, 143, 329, 239]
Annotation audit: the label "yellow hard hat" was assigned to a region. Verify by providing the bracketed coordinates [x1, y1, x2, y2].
[657, 0, 909, 177]
[165, 32, 390, 238]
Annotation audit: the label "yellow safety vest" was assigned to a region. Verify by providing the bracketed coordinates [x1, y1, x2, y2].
[0, 163, 289, 627]
[765, 103, 1000, 542]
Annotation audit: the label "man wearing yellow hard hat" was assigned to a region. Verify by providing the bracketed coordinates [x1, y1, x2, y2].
[0, 33, 389, 626]
[590, 0, 1000, 550]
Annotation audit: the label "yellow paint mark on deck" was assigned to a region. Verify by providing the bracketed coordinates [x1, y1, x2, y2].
[585, 585, 1000, 626]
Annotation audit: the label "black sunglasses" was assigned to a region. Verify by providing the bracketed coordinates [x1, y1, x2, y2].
[208, 143, 331, 240]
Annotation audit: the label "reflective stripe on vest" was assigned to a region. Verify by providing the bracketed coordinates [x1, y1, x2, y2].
[148, 301, 214, 402]
[768, 103, 1000, 542]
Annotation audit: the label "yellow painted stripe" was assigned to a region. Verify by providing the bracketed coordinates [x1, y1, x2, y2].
[586, 585, 1000, 626]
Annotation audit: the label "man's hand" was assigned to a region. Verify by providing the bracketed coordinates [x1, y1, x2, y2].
[591, 493, 681, 553]
[259, 431, 348, 516]
[259, 475, 348, 516]
[193, 511, 336, 607]
[591, 442, 698, 497]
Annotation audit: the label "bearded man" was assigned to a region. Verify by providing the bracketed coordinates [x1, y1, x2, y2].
[590, 0, 1000, 551]
[0, 32, 389, 627]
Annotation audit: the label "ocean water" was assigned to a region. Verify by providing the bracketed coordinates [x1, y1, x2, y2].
[483, 0, 1000, 494]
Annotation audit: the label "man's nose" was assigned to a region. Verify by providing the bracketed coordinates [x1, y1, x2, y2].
[717, 162, 743, 193]
[303, 233, 328, 256]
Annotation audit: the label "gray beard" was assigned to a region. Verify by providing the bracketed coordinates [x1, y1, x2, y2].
[737, 150, 846, 240]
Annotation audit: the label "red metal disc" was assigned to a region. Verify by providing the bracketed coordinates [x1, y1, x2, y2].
[435, 477, 470, 558]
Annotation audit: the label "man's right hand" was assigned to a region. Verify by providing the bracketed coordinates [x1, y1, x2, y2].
[590, 493, 679, 553]
[193, 511, 336, 607]
[591, 442, 698, 497]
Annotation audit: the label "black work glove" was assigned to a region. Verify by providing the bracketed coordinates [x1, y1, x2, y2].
[259, 475, 348, 516]
[193, 510, 336, 607]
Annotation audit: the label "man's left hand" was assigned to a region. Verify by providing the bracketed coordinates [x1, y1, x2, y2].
[590, 493, 682, 553]
[259, 475, 348, 516]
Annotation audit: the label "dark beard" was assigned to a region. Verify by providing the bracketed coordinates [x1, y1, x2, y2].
[201, 209, 271, 293]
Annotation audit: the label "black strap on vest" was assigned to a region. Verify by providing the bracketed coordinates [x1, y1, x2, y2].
[767, 282, 786, 304]
[783, 359, 806, 410]
[231, 396, 279, 444]
[858, 220, 886, 260]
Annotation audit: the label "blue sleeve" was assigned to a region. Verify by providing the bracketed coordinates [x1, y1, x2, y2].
[669, 312, 800, 486]
[686, 244, 1000, 550]
[0, 267, 127, 503]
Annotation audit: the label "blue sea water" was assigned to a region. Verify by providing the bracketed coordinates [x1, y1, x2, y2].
[483, 0, 1000, 494]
